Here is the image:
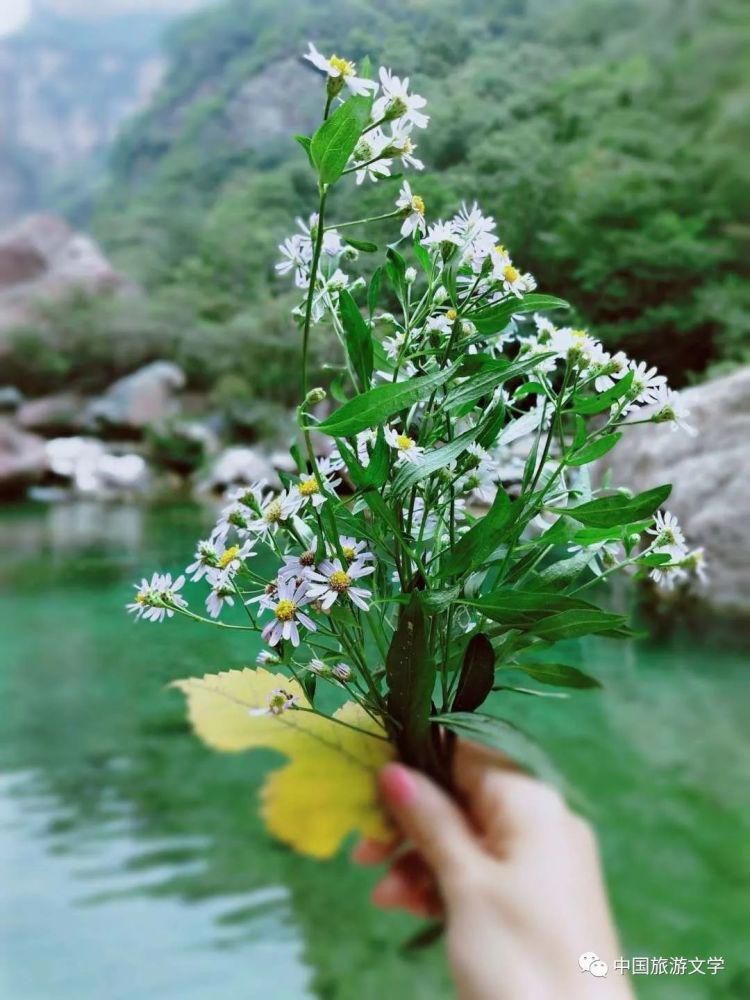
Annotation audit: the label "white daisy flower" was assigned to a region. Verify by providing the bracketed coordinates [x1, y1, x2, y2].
[250, 688, 300, 717]
[422, 220, 461, 249]
[205, 570, 236, 619]
[384, 424, 425, 463]
[648, 510, 687, 557]
[629, 360, 667, 406]
[337, 536, 374, 563]
[388, 124, 425, 171]
[275, 234, 311, 288]
[247, 491, 297, 536]
[650, 385, 696, 436]
[372, 67, 428, 128]
[303, 43, 377, 96]
[396, 181, 426, 238]
[127, 572, 187, 623]
[287, 460, 341, 513]
[453, 202, 497, 254]
[383, 329, 407, 361]
[307, 558, 374, 611]
[592, 350, 629, 392]
[649, 562, 688, 591]
[185, 539, 219, 582]
[277, 549, 318, 583]
[683, 547, 708, 584]
[256, 649, 280, 666]
[351, 128, 392, 185]
[425, 313, 454, 337]
[260, 578, 317, 647]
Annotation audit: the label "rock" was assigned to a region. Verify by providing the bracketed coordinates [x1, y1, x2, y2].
[598, 366, 750, 615]
[0, 214, 132, 332]
[46, 436, 150, 498]
[0, 386, 24, 413]
[197, 446, 279, 496]
[0, 419, 47, 498]
[84, 361, 185, 436]
[16, 392, 85, 435]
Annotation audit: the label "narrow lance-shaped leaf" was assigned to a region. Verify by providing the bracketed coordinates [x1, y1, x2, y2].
[561, 484, 672, 528]
[511, 661, 602, 689]
[310, 362, 459, 437]
[338, 289, 373, 391]
[386, 592, 436, 768]
[444, 353, 554, 412]
[432, 712, 565, 790]
[566, 432, 622, 467]
[392, 428, 476, 495]
[571, 370, 634, 415]
[467, 294, 569, 336]
[440, 490, 516, 579]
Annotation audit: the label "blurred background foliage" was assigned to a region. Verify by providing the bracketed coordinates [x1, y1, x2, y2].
[5, 0, 749, 402]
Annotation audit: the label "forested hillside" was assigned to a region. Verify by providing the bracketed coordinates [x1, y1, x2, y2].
[12, 0, 749, 404]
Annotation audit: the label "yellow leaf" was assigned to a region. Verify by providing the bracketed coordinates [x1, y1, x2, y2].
[172, 667, 394, 859]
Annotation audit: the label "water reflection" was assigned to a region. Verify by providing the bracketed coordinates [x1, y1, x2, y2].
[0, 771, 312, 1000]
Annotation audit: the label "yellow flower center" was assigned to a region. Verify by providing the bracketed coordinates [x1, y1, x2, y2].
[274, 598, 296, 622]
[572, 328, 587, 340]
[264, 498, 283, 523]
[400, 137, 415, 155]
[395, 433, 414, 451]
[298, 477, 320, 497]
[136, 591, 147, 604]
[494, 244, 507, 256]
[342, 545, 356, 561]
[446, 308, 458, 322]
[329, 54, 355, 77]
[218, 545, 240, 569]
[410, 194, 425, 214]
[503, 264, 520, 283]
[329, 569, 351, 592]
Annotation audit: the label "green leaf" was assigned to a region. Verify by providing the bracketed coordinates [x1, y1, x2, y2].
[529, 608, 632, 641]
[391, 428, 475, 495]
[562, 484, 671, 528]
[412, 235, 432, 275]
[338, 289, 373, 390]
[453, 634, 495, 712]
[566, 432, 622, 467]
[513, 661, 601, 689]
[310, 95, 371, 184]
[431, 712, 563, 787]
[419, 584, 461, 613]
[344, 237, 378, 252]
[294, 134, 313, 166]
[386, 592, 436, 768]
[571, 370, 634, 415]
[368, 267, 382, 319]
[468, 294, 569, 336]
[444, 354, 552, 412]
[311, 363, 458, 437]
[385, 246, 407, 300]
[440, 490, 517, 579]
[467, 589, 599, 627]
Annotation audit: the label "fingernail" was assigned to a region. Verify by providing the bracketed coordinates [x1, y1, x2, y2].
[379, 763, 417, 807]
[371, 869, 403, 907]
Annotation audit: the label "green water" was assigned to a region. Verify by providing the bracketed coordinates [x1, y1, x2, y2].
[1, 502, 748, 999]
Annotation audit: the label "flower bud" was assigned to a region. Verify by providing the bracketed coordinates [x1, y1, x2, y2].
[305, 387, 327, 405]
[332, 662, 352, 682]
[434, 285, 448, 304]
[405, 266, 417, 284]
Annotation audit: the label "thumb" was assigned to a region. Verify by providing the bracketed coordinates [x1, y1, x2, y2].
[378, 763, 481, 894]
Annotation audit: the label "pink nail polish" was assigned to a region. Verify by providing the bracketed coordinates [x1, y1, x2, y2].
[380, 763, 417, 806]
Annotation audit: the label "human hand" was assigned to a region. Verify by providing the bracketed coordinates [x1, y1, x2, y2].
[353, 740, 634, 1000]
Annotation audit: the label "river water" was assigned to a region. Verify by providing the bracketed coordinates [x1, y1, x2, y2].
[0, 501, 748, 999]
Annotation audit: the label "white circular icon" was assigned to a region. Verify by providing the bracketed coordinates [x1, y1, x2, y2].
[579, 952, 609, 977]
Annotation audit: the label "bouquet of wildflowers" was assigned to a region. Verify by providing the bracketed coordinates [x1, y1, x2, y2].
[128, 44, 705, 859]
